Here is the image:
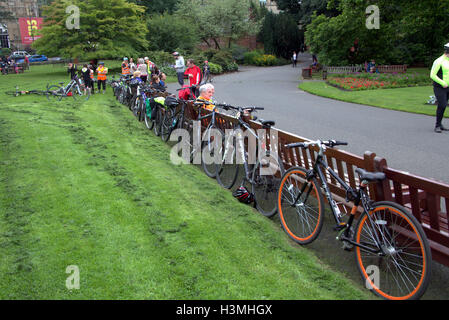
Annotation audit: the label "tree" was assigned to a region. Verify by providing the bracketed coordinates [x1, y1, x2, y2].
[260, 11, 302, 59]
[175, 0, 259, 49]
[129, 0, 180, 14]
[273, 0, 302, 15]
[146, 13, 199, 52]
[33, 0, 149, 60]
[305, 0, 449, 66]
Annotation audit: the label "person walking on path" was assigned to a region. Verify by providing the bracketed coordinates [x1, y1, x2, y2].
[96, 62, 108, 94]
[292, 51, 297, 68]
[430, 43, 449, 133]
[173, 51, 185, 86]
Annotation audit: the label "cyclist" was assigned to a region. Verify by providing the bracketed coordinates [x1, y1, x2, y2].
[173, 51, 185, 86]
[121, 57, 130, 76]
[81, 64, 92, 96]
[96, 61, 108, 94]
[150, 74, 165, 92]
[196, 83, 215, 111]
[430, 42, 449, 133]
[184, 59, 202, 97]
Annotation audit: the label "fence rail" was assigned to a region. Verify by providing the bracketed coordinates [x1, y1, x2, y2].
[184, 102, 449, 267]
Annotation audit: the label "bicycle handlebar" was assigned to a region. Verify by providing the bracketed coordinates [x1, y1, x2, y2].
[286, 140, 348, 149]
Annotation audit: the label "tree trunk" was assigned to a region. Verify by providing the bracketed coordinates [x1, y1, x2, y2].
[202, 37, 211, 48]
[212, 38, 221, 50]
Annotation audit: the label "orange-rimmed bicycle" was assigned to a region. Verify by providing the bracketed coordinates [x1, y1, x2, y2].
[277, 139, 431, 300]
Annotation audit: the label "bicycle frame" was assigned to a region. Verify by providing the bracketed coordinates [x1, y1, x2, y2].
[297, 142, 384, 254]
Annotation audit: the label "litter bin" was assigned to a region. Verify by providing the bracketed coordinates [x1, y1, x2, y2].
[302, 67, 312, 79]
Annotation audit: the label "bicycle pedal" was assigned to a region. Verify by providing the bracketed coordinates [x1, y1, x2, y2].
[333, 223, 347, 231]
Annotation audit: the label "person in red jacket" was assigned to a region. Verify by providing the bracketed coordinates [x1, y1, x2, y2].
[184, 59, 202, 96]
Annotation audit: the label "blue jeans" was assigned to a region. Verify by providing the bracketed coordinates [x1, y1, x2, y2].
[177, 72, 184, 86]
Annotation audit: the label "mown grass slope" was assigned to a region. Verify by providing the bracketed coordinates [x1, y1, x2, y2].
[0, 66, 372, 299]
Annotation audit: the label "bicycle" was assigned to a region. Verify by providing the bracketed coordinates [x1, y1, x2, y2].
[277, 139, 431, 300]
[5, 86, 47, 97]
[46, 75, 90, 102]
[168, 99, 227, 178]
[214, 104, 285, 217]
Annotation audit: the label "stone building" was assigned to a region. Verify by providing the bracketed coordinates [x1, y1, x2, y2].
[0, 0, 40, 50]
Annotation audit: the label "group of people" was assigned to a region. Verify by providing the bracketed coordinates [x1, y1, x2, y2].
[0, 55, 28, 74]
[68, 61, 109, 95]
[121, 56, 168, 92]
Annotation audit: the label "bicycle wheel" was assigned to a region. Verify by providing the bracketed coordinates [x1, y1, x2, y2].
[201, 126, 224, 178]
[215, 134, 239, 189]
[277, 166, 325, 244]
[161, 107, 174, 142]
[5, 91, 19, 97]
[251, 150, 285, 217]
[144, 101, 155, 130]
[46, 85, 63, 101]
[354, 201, 431, 300]
[153, 107, 163, 136]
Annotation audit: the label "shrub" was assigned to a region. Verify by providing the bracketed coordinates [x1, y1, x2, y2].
[210, 50, 233, 70]
[208, 62, 223, 74]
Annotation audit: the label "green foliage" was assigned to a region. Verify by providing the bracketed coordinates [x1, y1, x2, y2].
[230, 44, 249, 64]
[175, 0, 260, 49]
[243, 50, 285, 66]
[305, 0, 449, 67]
[146, 13, 199, 52]
[130, 0, 180, 14]
[210, 50, 233, 70]
[32, 0, 149, 60]
[259, 11, 303, 59]
[208, 62, 223, 74]
[0, 48, 12, 56]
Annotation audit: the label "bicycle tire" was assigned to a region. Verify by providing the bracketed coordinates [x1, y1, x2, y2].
[251, 150, 285, 217]
[354, 201, 431, 300]
[161, 107, 174, 142]
[201, 126, 224, 178]
[144, 103, 155, 130]
[153, 107, 163, 136]
[215, 134, 239, 189]
[46, 85, 63, 102]
[277, 166, 325, 244]
[5, 91, 18, 96]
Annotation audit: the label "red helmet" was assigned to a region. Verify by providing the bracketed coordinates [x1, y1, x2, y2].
[232, 186, 254, 204]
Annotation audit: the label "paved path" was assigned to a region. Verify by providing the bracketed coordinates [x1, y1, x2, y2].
[170, 54, 449, 184]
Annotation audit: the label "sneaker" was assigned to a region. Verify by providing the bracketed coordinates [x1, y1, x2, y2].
[441, 125, 449, 131]
[435, 127, 442, 133]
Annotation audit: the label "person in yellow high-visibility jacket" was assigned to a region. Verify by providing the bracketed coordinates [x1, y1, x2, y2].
[96, 62, 108, 94]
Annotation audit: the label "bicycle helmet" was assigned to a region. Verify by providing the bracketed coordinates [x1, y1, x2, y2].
[232, 186, 254, 204]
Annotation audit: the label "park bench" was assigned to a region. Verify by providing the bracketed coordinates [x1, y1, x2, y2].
[376, 64, 407, 73]
[322, 65, 363, 79]
[3, 65, 24, 74]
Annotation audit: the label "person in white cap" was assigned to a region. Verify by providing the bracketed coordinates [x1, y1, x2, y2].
[173, 51, 185, 86]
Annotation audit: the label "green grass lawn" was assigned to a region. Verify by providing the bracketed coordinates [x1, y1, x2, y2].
[0, 66, 372, 300]
[301, 67, 449, 117]
[299, 80, 449, 118]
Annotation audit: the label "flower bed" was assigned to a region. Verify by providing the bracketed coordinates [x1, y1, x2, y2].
[327, 72, 431, 91]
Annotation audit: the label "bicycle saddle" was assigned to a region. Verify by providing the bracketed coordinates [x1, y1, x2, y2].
[259, 119, 275, 128]
[355, 168, 386, 182]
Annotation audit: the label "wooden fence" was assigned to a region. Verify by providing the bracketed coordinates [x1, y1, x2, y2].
[184, 102, 449, 267]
